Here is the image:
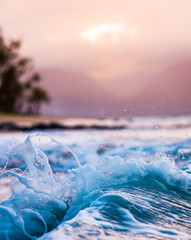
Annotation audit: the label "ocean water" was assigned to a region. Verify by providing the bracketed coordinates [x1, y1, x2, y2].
[1, 115, 191, 239]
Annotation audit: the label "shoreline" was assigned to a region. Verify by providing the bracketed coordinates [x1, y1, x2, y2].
[0, 114, 127, 131]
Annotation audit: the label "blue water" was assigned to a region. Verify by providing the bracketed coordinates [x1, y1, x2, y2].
[1, 116, 191, 239]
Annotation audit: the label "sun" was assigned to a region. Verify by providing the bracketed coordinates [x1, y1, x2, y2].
[81, 23, 124, 43]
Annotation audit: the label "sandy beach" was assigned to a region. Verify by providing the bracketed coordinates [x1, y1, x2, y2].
[0, 114, 70, 126]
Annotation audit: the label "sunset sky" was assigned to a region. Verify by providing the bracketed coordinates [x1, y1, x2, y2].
[0, 0, 191, 117]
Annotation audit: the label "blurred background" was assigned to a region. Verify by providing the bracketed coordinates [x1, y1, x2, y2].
[0, 0, 191, 118]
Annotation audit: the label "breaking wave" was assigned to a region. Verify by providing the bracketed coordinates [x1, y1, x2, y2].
[1, 128, 191, 239]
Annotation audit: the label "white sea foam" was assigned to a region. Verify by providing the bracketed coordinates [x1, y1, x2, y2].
[1, 116, 191, 239]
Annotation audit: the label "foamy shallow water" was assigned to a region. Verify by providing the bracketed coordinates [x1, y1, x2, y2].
[1, 115, 191, 239]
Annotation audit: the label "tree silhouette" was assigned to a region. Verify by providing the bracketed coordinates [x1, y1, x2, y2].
[0, 28, 50, 114]
[28, 87, 50, 114]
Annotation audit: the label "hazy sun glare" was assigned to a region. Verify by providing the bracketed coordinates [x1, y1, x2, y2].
[81, 23, 124, 43]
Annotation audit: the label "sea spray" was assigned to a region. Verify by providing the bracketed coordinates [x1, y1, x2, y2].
[0, 134, 84, 239]
[1, 129, 191, 239]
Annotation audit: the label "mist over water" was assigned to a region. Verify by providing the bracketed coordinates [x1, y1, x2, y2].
[1, 115, 191, 239]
